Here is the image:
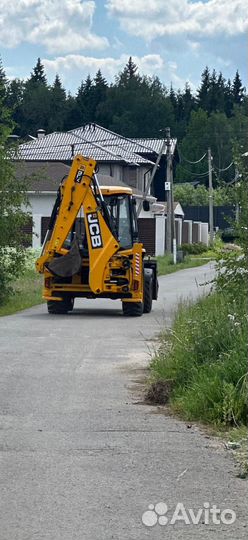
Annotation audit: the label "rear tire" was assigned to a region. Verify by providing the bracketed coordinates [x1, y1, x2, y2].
[47, 297, 74, 314]
[143, 277, 153, 313]
[122, 301, 143, 317]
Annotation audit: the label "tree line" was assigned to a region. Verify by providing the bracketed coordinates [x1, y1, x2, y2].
[0, 56, 247, 183]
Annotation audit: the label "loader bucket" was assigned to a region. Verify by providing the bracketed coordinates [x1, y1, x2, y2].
[46, 237, 82, 278]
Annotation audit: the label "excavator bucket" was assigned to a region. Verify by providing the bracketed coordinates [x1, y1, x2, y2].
[46, 237, 82, 278]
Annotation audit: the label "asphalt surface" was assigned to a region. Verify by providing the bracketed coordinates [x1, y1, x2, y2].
[0, 263, 247, 540]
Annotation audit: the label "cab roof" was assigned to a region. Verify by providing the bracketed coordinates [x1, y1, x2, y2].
[100, 186, 133, 195]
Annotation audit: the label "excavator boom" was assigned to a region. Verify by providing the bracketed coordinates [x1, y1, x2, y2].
[36, 155, 119, 293]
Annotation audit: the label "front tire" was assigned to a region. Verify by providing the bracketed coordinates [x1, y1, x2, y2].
[122, 301, 143, 317]
[47, 297, 74, 314]
[143, 277, 153, 313]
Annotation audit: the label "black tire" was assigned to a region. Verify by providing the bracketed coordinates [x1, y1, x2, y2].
[143, 277, 153, 313]
[122, 301, 143, 317]
[47, 297, 74, 314]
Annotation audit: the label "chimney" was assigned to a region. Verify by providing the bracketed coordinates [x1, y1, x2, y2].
[37, 128, 46, 139]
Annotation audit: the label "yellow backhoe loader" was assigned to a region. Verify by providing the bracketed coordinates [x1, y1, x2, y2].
[36, 154, 158, 316]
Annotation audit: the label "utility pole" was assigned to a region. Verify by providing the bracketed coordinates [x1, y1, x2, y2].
[165, 127, 176, 261]
[137, 138, 166, 217]
[208, 147, 214, 244]
[165, 128, 172, 255]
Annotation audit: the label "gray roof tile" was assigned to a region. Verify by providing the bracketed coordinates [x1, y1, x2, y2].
[16, 123, 177, 164]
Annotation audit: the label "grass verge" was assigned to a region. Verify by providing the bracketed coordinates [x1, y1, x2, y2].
[157, 253, 214, 276]
[147, 289, 248, 475]
[148, 291, 247, 426]
[0, 269, 43, 316]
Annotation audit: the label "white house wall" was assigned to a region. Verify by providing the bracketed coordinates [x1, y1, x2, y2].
[28, 193, 56, 248]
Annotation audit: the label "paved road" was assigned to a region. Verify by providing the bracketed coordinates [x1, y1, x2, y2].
[0, 263, 247, 540]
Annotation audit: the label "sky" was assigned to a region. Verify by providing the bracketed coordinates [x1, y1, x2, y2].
[0, 0, 247, 94]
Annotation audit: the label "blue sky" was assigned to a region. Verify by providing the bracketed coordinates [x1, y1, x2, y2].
[0, 0, 247, 94]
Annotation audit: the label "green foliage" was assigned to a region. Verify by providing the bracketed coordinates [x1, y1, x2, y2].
[150, 155, 248, 426]
[181, 242, 207, 255]
[151, 290, 247, 426]
[48, 75, 67, 132]
[0, 266, 43, 316]
[174, 183, 236, 206]
[0, 82, 30, 303]
[175, 109, 237, 183]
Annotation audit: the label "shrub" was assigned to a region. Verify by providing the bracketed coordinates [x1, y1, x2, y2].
[149, 157, 248, 427]
[0, 149, 30, 303]
[181, 242, 207, 255]
[150, 290, 247, 425]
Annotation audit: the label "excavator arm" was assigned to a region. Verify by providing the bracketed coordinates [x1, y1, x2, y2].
[36, 155, 120, 294]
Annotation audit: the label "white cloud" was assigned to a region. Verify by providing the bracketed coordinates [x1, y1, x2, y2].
[187, 41, 201, 53]
[106, 0, 248, 40]
[168, 61, 178, 71]
[216, 57, 231, 68]
[43, 53, 164, 86]
[0, 0, 108, 53]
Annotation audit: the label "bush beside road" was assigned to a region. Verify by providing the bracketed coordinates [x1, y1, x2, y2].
[147, 175, 248, 473]
[0, 249, 43, 317]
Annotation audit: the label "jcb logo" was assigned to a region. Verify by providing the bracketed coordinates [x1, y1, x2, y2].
[75, 167, 85, 183]
[87, 213, 103, 249]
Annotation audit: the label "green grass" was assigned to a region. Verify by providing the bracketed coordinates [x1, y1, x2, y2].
[0, 269, 43, 316]
[157, 253, 214, 276]
[149, 291, 247, 427]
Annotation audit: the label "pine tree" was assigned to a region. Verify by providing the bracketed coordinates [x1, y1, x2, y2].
[76, 75, 94, 124]
[94, 69, 108, 90]
[224, 78, 233, 117]
[197, 66, 211, 111]
[117, 57, 141, 87]
[215, 72, 226, 112]
[169, 85, 177, 113]
[93, 70, 108, 124]
[208, 69, 219, 112]
[232, 71, 245, 105]
[64, 93, 81, 130]
[29, 57, 47, 86]
[5, 79, 24, 135]
[48, 75, 67, 131]
[182, 83, 195, 120]
[19, 59, 50, 136]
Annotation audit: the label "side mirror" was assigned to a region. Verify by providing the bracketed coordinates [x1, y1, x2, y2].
[143, 200, 150, 212]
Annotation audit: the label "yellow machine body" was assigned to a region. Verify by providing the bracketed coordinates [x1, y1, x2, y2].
[36, 155, 158, 316]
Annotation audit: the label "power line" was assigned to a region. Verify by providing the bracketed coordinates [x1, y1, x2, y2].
[178, 164, 211, 177]
[178, 147, 207, 164]
[213, 161, 234, 172]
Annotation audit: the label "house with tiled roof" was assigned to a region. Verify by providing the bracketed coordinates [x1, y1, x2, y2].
[16, 123, 178, 196]
[14, 123, 179, 250]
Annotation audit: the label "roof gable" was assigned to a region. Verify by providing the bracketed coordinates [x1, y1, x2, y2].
[16, 123, 177, 165]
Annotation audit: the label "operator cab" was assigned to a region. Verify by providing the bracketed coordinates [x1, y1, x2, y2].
[63, 187, 139, 252]
[103, 192, 139, 249]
